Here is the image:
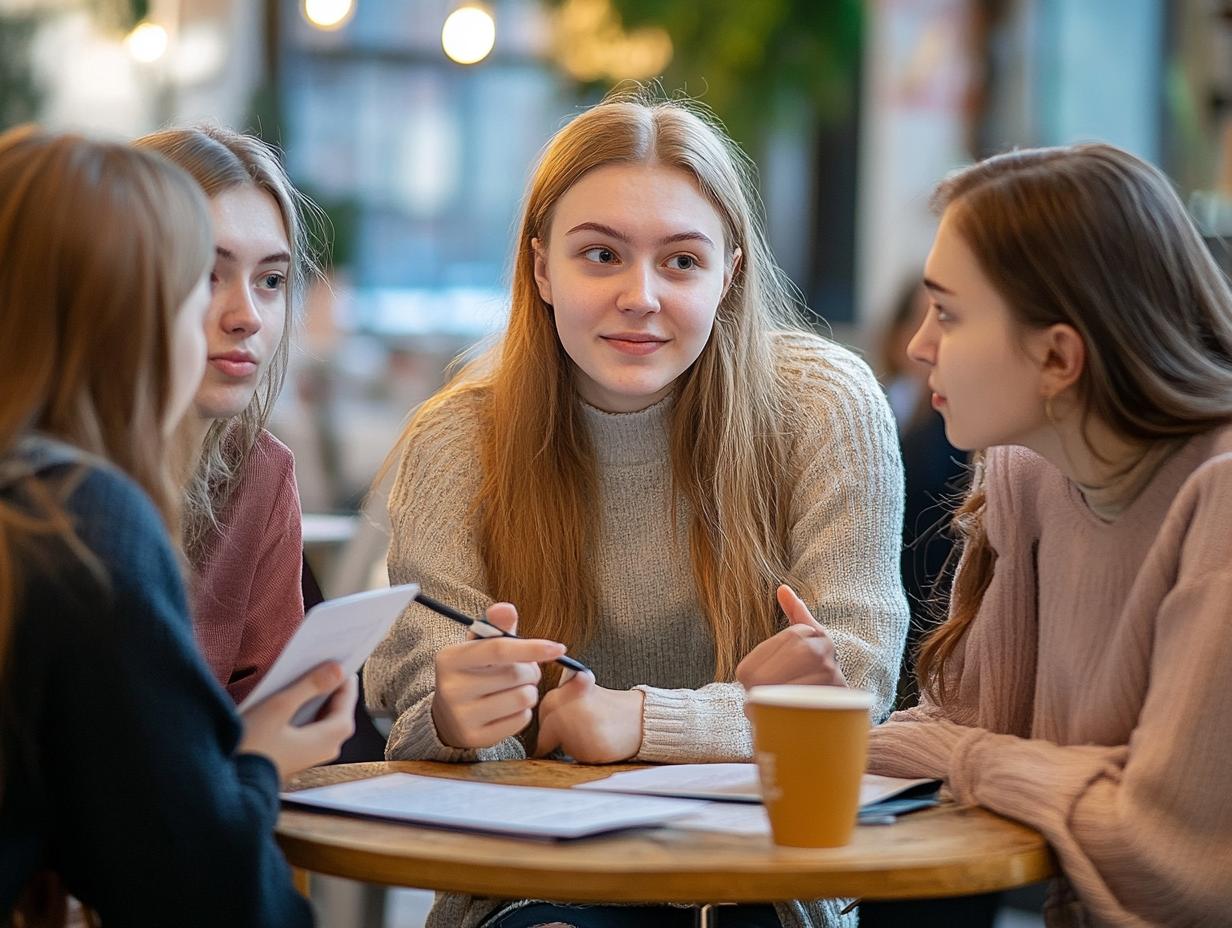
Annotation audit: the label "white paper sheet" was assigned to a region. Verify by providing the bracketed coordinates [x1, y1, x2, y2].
[574, 763, 935, 808]
[282, 773, 710, 839]
[238, 583, 420, 725]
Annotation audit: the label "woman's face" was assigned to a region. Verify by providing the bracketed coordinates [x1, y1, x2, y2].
[166, 271, 212, 435]
[194, 185, 290, 421]
[532, 162, 739, 413]
[908, 211, 1050, 451]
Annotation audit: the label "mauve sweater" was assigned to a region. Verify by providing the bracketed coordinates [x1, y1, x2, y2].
[191, 430, 304, 704]
[867, 432, 1232, 928]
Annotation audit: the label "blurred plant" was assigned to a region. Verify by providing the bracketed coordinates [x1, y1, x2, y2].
[546, 0, 862, 148]
[0, 13, 45, 130]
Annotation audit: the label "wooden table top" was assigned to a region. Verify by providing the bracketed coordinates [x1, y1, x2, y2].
[277, 760, 1055, 903]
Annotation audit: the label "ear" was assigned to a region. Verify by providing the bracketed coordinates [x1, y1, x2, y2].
[721, 246, 743, 299]
[531, 237, 552, 306]
[1031, 322, 1086, 399]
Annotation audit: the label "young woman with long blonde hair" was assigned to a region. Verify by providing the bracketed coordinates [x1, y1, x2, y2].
[0, 126, 354, 927]
[365, 91, 909, 928]
[135, 126, 314, 703]
[848, 144, 1232, 926]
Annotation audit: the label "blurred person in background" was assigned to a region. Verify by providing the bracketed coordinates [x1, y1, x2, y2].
[877, 280, 968, 709]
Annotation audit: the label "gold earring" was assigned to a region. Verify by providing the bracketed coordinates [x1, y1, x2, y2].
[1044, 395, 1056, 423]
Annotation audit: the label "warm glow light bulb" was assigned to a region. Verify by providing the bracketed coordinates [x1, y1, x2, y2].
[303, 0, 355, 31]
[125, 21, 168, 64]
[442, 6, 496, 65]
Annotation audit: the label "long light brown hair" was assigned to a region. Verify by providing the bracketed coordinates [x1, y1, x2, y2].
[389, 90, 812, 683]
[917, 143, 1232, 702]
[134, 126, 319, 562]
[0, 125, 212, 927]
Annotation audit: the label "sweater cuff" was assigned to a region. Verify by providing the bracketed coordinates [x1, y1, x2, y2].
[947, 730, 1128, 815]
[385, 694, 525, 762]
[235, 752, 282, 828]
[633, 683, 752, 763]
[866, 717, 970, 782]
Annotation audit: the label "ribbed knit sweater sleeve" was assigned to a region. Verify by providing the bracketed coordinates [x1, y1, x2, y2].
[365, 390, 524, 762]
[635, 336, 909, 761]
[868, 446, 1232, 927]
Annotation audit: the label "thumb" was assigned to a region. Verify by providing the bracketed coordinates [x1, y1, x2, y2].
[777, 585, 825, 632]
[485, 601, 519, 635]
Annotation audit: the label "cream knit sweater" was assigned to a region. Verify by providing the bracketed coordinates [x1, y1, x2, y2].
[366, 332, 909, 928]
[868, 432, 1232, 928]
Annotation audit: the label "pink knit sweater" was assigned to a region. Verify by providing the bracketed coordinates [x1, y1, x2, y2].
[868, 429, 1232, 927]
[191, 430, 304, 704]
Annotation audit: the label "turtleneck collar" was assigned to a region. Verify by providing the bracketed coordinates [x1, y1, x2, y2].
[580, 393, 674, 466]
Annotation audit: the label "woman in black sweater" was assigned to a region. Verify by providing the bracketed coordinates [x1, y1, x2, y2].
[0, 126, 355, 926]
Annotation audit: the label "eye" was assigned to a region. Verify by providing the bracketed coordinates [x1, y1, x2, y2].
[667, 254, 698, 271]
[930, 301, 954, 324]
[581, 246, 618, 265]
[258, 272, 287, 292]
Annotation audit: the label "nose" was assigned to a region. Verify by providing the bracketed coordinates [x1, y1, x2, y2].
[216, 278, 263, 337]
[614, 262, 661, 315]
[906, 312, 937, 367]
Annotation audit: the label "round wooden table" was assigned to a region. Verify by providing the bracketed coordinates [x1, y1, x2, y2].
[277, 760, 1054, 905]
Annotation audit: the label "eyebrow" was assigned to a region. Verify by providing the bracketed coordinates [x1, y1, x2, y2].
[922, 276, 955, 296]
[215, 246, 291, 266]
[564, 221, 716, 250]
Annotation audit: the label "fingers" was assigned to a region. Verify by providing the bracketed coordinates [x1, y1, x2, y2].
[777, 584, 826, 632]
[264, 661, 346, 717]
[484, 601, 519, 634]
[300, 675, 358, 757]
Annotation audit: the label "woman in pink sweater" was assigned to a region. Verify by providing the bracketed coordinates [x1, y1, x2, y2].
[136, 127, 315, 703]
[857, 144, 1232, 926]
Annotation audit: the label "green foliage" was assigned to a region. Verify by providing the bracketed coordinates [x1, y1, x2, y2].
[0, 14, 44, 131]
[564, 0, 862, 147]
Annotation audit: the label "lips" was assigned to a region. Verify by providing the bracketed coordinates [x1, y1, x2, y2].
[601, 333, 669, 357]
[209, 352, 259, 378]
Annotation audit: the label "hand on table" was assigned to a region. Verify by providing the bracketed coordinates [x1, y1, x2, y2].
[735, 584, 847, 690]
[432, 602, 568, 750]
[535, 671, 644, 764]
[239, 661, 357, 782]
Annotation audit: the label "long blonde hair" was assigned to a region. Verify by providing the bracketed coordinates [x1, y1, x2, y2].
[0, 124, 212, 927]
[134, 126, 319, 562]
[392, 90, 811, 681]
[917, 143, 1232, 702]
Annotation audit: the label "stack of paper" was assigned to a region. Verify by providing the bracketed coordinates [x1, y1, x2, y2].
[283, 773, 707, 839]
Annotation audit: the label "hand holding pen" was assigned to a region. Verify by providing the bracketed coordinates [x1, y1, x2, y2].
[426, 596, 591, 751]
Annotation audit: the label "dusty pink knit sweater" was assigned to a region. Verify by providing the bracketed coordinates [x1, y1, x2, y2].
[868, 429, 1232, 928]
[191, 430, 304, 704]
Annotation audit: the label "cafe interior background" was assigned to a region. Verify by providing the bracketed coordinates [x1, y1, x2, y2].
[2, 0, 1230, 925]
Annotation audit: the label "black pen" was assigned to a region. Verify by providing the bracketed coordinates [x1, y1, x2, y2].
[415, 592, 593, 677]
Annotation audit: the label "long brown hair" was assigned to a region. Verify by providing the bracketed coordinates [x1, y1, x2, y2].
[0, 125, 212, 926]
[134, 126, 319, 562]
[389, 89, 811, 681]
[917, 143, 1232, 701]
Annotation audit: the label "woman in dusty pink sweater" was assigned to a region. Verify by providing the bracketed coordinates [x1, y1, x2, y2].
[136, 127, 317, 703]
[742, 143, 1232, 926]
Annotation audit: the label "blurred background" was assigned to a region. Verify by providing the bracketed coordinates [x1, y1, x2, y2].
[2, 1, 1230, 925]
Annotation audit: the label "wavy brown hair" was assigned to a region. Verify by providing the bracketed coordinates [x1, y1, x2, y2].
[917, 143, 1232, 702]
[134, 126, 319, 563]
[0, 125, 212, 927]
[387, 90, 811, 683]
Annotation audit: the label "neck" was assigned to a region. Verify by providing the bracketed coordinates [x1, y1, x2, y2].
[1024, 413, 1173, 519]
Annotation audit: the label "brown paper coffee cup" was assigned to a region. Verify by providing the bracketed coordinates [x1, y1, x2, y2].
[746, 685, 873, 848]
